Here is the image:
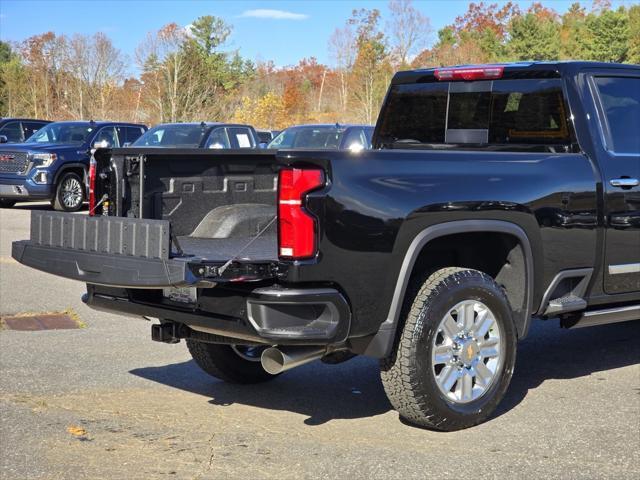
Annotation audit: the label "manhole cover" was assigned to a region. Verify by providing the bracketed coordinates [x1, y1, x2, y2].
[1, 311, 82, 331]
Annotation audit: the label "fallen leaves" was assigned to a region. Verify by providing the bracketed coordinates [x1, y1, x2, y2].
[67, 425, 88, 437]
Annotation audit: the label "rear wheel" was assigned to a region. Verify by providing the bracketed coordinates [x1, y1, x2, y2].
[186, 340, 277, 384]
[380, 267, 517, 431]
[52, 172, 84, 212]
[0, 199, 16, 208]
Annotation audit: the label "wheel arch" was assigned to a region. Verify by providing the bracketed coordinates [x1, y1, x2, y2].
[364, 220, 534, 358]
[53, 163, 88, 187]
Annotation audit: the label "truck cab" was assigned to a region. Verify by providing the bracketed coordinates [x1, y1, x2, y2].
[0, 120, 146, 210]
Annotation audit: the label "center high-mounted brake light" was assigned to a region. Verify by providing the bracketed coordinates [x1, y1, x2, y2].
[434, 66, 504, 81]
[278, 167, 324, 259]
[88, 158, 96, 216]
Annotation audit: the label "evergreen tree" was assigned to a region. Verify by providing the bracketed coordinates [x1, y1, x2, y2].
[625, 5, 639, 64]
[584, 8, 630, 62]
[508, 13, 561, 61]
[560, 3, 589, 60]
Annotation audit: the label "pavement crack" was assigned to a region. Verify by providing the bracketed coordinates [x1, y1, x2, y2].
[192, 433, 216, 480]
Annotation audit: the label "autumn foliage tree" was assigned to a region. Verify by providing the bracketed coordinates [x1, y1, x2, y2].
[1, 1, 638, 128]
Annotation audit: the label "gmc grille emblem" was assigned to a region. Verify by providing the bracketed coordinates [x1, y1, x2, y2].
[0, 154, 16, 161]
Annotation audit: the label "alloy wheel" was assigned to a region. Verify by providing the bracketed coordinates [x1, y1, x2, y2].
[61, 176, 83, 209]
[431, 300, 503, 404]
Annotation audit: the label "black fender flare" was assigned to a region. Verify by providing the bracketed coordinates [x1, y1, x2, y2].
[364, 220, 535, 358]
[53, 163, 88, 186]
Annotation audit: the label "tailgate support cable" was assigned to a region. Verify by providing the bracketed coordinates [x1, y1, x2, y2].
[217, 215, 277, 276]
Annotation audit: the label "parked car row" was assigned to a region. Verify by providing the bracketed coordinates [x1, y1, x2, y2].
[0, 118, 373, 211]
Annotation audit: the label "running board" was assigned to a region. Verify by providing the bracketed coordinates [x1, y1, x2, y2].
[546, 295, 587, 315]
[561, 305, 640, 329]
[540, 268, 592, 316]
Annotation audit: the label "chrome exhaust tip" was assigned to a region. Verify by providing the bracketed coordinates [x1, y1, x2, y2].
[261, 346, 326, 375]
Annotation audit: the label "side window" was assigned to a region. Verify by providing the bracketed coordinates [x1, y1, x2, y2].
[205, 128, 230, 149]
[93, 127, 120, 148]
[342, 128, 367, 149]
[22, 122, 47, 139]
[127, 127, 145, 144]
[0, 122, 24, 142]
[228, 127, 255, 148]
[594, 76, 640, 154]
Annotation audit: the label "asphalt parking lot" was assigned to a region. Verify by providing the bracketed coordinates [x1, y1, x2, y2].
[0, 203, 639, 480]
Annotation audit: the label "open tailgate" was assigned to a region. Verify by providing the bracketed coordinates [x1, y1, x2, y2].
[12, 211, 276, 288]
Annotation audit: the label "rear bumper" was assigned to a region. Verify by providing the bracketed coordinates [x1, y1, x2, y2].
[85, 284, 351, 344]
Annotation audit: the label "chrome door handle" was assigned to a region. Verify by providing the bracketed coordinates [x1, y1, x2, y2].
[610, 178, 639, 188]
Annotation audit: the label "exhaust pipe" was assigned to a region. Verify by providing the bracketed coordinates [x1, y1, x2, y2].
[261, 346, 326, 375]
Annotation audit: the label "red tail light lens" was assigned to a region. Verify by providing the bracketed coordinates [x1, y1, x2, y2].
[278, 168, 324, 259]
[434, 66, 504, 81]
[88, 158, 96, 216]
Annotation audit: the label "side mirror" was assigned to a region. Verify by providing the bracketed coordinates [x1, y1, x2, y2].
[208, 143, 225, 149]
[0, 135, 8, 144]
[123, 142, 131, 147]
[258, 142, 268, 149]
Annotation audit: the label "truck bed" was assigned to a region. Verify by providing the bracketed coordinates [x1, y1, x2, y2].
[176, 235, 277, 262]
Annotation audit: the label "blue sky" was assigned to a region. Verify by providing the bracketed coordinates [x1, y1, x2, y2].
[0, 0, 634, 73]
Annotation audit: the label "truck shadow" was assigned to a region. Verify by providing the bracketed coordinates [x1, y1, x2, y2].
[496, 319, 640, 417]
[130, 319, 639, 427]
[131, 355, 390, 425]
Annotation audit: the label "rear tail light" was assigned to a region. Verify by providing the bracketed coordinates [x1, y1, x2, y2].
[278, 168, 324, 259]
[88, 158, 96, 216]
[434, 66, 504, 81]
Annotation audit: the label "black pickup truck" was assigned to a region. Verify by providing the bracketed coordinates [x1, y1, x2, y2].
[12, 61, 640, 431]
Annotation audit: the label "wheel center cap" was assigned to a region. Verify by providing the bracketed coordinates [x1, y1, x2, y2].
[458, 339, 479, 365]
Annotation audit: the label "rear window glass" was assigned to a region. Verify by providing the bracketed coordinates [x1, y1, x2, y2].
[124, 126, 145, 144]
[377, 78, 575, 151]
[594, 76, 640, 154]
[269, 127, 344, 149]
[228, 127, 255, 148]
[23, 122, 47, 138]
[133, 124, 209, 148]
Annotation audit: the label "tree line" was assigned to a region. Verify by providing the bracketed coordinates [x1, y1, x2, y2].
[1, 0, 638, 129]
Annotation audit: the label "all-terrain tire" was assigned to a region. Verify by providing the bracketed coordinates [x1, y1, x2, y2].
[380, 267, 517, 431]
[186, 340, 277, 384]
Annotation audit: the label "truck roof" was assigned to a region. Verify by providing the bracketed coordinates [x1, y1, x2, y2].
[0, 118, 52, 122]
[150, 122, 254, 128]
[393, 60, 640, 85]
[47, 120, 146, 127]
[285, 124, 373, 129]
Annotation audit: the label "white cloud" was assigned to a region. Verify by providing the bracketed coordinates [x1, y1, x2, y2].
[239, 9, 308, 20]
